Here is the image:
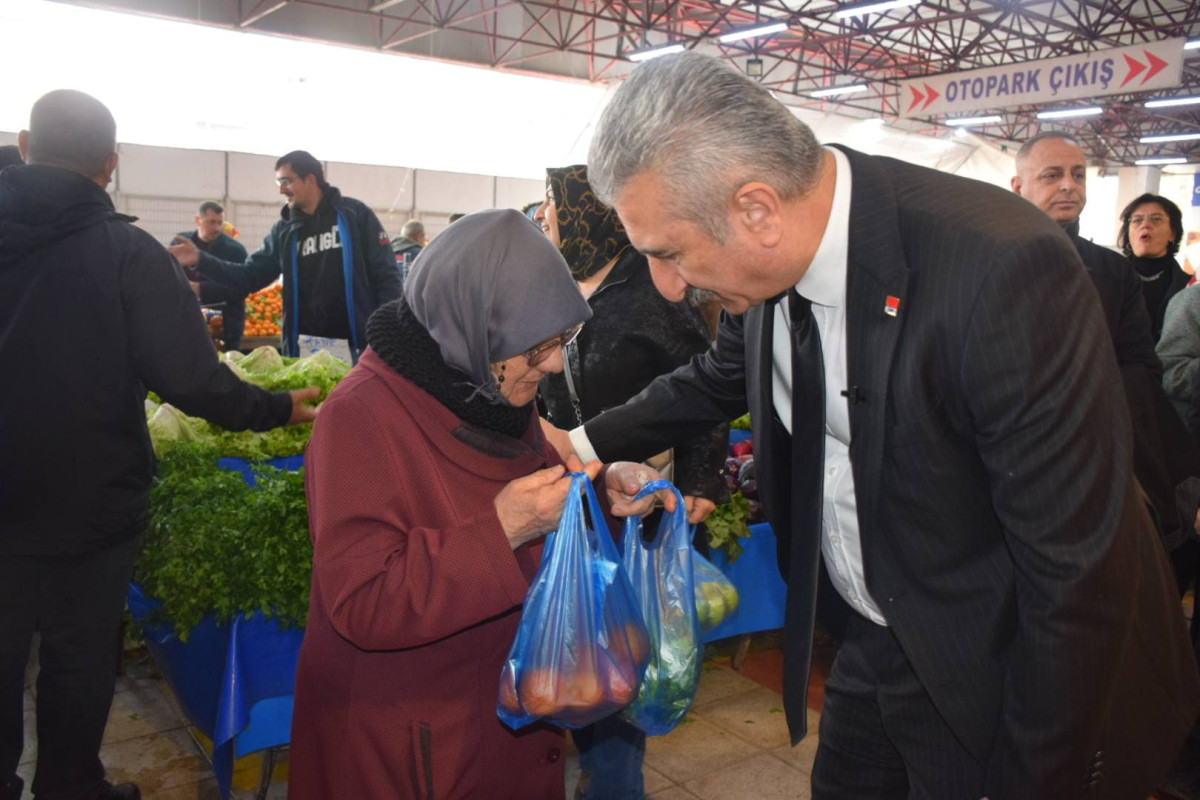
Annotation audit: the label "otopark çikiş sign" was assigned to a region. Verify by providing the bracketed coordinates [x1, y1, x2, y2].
[898, 38, 1184, 119]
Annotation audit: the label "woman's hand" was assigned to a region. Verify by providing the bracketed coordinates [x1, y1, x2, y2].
[494, 458, 602, 549]
[604, 461, 678, 518]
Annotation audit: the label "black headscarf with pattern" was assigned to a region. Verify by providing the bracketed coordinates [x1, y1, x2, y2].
[547, 164, 632, 281]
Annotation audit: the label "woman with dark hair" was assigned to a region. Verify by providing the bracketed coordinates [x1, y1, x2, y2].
[288, 210, 668, 800]
[535, 165, 727, 800]
[1118, 192, 1191, 341]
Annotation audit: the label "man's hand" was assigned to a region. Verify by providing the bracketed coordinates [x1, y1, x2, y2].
[495, 459, 603, 549]
[539, 417, 578, 462]
[604, 461, 678, 518]
[169, 235, 200, 267]
[288, 387, 321, 424]
[188, 280, 202, 299]
[685, 496, 717, 525]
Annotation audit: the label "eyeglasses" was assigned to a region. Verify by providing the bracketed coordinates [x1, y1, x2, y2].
[524, 323, 584, 367]
[275, 177, 294, 188]
[1130, 213, 1168, 227]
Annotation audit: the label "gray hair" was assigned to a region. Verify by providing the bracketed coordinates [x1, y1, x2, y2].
[1015, 131, 1084, 173]
[401, 219, 425, 238]
[588, 52, 824, 240]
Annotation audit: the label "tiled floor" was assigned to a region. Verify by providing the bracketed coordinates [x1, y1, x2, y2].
[15, 633, 813, 800]
[18, 628, 1183, 799]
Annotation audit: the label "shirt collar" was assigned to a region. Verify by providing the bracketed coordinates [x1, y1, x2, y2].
[793, 147, 851, 309]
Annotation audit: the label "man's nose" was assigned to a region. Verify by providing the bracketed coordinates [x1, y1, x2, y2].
[647, 258, 688, 302]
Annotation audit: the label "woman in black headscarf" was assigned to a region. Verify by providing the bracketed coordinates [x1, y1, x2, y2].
[535, 165, 727, 506]
[1118, 192, 1191, 341]
[290, 210, 668, 800]
[535, 166, 728, 800]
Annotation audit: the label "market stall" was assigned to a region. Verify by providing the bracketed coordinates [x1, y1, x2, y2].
[135, 347, 347, 799]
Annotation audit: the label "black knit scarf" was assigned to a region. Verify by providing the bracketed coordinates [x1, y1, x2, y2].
[366, 298, 533, 440]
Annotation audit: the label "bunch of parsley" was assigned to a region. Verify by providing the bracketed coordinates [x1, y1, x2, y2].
[136, 443, 312, 641]
[705, 491, 752, 562]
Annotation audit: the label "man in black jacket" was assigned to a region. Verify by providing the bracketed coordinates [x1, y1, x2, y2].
[0, 90, 317, 800]
[170, 151, 401, 363]
[1012, 132, 1200, 559]
[547, 53, 1199, 799]
[176, 201, 248, 350]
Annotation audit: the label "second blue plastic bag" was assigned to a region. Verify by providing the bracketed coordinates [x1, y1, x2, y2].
[619, 480, 703, 735]
[497, 472, 650, 730]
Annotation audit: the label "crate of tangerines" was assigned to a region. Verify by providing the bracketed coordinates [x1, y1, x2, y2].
[243, 285, 283, 342]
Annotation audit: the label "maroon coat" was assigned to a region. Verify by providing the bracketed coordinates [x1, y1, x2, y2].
[289, 348, 566, 800]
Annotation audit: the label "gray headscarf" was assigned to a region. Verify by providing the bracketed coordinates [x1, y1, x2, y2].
[404, 209, 592, 402]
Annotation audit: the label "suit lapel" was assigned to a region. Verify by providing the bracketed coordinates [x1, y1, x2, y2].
[833, 146, 911, 559]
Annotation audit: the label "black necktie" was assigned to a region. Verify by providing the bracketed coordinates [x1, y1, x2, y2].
[788, 289, 826, 515]
[781, 289, 827, 737]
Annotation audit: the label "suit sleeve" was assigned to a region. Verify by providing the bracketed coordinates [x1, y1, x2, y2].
[959, 232, 1146, 796]
[194, 226, 283, 296]
[585, 310, 749, 464]
[652, 302, 730, 501]
[305, 393, 534, 650]
[121, 232, 292, 431]
[359, 207, 403, 306]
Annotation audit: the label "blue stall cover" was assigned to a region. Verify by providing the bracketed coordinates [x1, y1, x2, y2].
[128, 583, 302, 798]
[216, 454, 305, 486]
[702, 522, 787, 642]
[128, 453, 306, 798]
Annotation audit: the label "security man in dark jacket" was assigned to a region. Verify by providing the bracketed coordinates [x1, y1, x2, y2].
[0, 90, 318, 800]
[170, 151, 401, 363]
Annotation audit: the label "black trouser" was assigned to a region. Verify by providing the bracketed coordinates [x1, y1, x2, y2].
[812, 613, 985, 800]
[0, 535, 141, 800]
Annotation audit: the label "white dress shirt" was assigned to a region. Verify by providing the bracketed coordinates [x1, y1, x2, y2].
[775, 148, 885, 626]
[569, 147, 885, 626]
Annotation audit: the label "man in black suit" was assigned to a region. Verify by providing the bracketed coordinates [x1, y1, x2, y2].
[549, 52, 1200, 798]
[1012, 132, 1199, 565]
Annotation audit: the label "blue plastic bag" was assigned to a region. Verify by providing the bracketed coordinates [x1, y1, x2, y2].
[692, 549, 739, 631]
[497, 473, 650, 730]
[619, 480, 703, 735]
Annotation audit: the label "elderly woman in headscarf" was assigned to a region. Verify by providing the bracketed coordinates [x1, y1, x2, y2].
[535, 165, 728, 800]
[288, 210, 667, 800]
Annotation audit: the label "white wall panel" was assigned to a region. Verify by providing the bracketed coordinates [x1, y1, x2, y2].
[496, 176, 545, 211]
[226, 201, 283, 252]
[326, 161, 413, 212]
[125, 195, 201, 246]
[117, 144, 224, 200]
[228, 152, 282, 203]
[414, 170, 493, 215]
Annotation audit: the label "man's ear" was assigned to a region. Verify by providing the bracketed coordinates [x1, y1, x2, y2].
[1010, 175, 1022, 195]
[97, 151, 119, 188]
[17, 130, 29, 161]
[733, 182, 783, 247]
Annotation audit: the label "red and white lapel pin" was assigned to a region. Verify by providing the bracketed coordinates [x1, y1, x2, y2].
[884, 295, 901, 318]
